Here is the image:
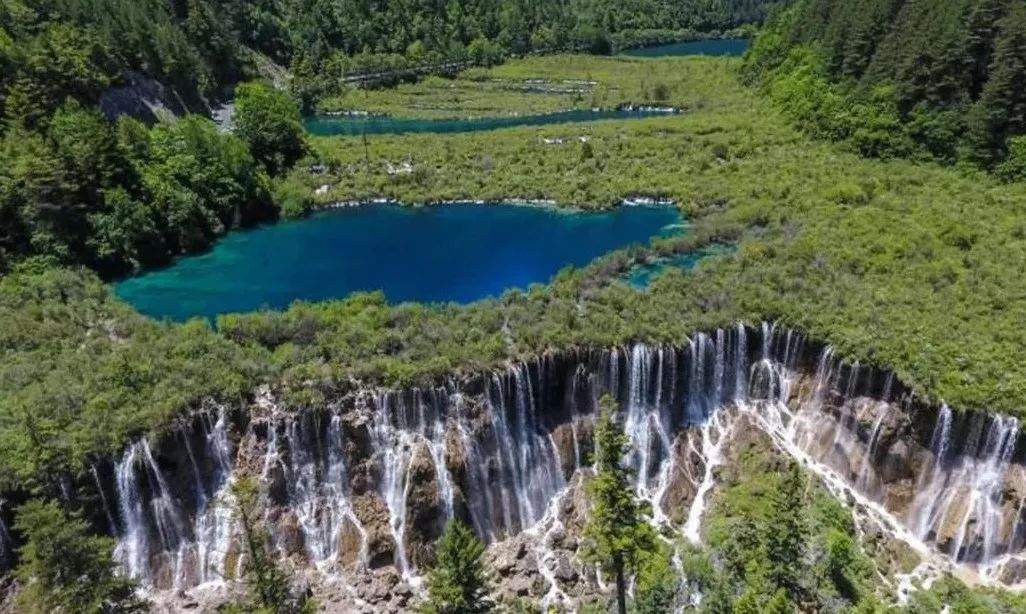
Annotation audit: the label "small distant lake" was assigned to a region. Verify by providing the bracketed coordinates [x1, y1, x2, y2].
[116, 203, 682, 321]
[304, 107, 676, 136]
[620, 38, 749, 58]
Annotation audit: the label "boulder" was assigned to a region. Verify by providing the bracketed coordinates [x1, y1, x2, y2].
[490, 539, 526, 575]
[338, 515, 367, 569]
[403, 442, 444, 568]
[274, 510, 306, 558]
[351, 493, 396, 569]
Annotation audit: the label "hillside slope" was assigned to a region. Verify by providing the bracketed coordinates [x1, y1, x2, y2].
[743, 0, 1026, 175]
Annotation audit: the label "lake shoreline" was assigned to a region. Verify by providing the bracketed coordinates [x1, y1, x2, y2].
[312, 195, 678, 214]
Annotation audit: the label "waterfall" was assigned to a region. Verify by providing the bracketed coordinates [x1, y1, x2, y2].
[261, 410, 370, 571]
[910, 414, 1021, 563]
[909, 405, 955, 539]
[856, 404, 890, 493]
[104, 321, 1026, 599]
[372, 393, 416, 577]
[734, 323, 748, 402]
[683, 410, 733, 544]
[465, 367, 567, 539]
[115, 442, 152, 581]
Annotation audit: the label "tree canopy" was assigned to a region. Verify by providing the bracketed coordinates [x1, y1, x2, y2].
[580, 395, 658, 614]
[743, 0, 1026, 177]
[421, 519, 493, 614]
[13, 499, 145, 613]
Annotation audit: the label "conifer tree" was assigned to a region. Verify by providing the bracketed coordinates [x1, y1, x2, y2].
[580, 395, 658, 614]
[421, 518, 493, 614]
[765, 462, 807, 598]
[968, 2, 1026, 164]
[13, 499, 147, 614]
[231, 476, 314, 614]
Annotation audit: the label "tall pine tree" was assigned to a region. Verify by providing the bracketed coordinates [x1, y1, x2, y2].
[969, 2, 1026, 164]
[765, 461, 808, 598]
[14, 499, 147, 614]
[580, 395, 658, 614]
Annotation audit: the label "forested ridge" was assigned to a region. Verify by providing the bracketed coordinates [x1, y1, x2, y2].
[743, 0, 1026, 176]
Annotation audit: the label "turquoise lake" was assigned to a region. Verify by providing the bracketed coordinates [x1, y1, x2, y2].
[620, 37, 749, 58]
[624, 246, 732, 289]
[303, 107, 675, 136]
[116, 203, 682, 321]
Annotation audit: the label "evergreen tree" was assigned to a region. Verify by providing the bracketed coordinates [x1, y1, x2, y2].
[765, 462, 807, 598]
[580, 395, 658, 614]
[964, 0, 1008, 98]
[231, 476, 314, 614]
[969, 2, 1026, 164]
[421, 518, 493, 614]
[13, 499, 147, 614]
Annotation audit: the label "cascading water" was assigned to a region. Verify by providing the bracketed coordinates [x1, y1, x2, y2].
[114, 409, 238, 589]
[103, 322, 1026, 604]
[910, 413, 1021, 563]
[115, 442, 152, 582]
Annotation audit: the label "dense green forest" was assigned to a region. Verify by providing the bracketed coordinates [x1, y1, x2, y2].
[743, 0, 1026, 177]
[0, 1, 305, 276]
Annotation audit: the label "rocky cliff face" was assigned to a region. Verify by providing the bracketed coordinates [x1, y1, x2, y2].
[34, 324, 1026, 610]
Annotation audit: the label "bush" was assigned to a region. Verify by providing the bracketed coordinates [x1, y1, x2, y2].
[997, 136, 1026, 181]
[273, 175, 316, 218]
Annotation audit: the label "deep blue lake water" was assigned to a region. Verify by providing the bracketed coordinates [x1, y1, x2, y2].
[621, 38, 749, 58]
[304, 108, 675, 136]
[116, 203, 681, 321]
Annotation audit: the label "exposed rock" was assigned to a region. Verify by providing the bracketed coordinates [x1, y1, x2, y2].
[490, 539, 525, 575]
[997, 556, 1026, 584]
[934, 486, 972, 554]
[550, 423, 578, 479]
[275, 510, 307, 558]
[351, 493, 395, 568]
[404, 441, 444, 569]
[659, 434, 702, 525]
[337, 515, 366, 569]
[550, 553, 579, 583]
[878, 440, 912, 483]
